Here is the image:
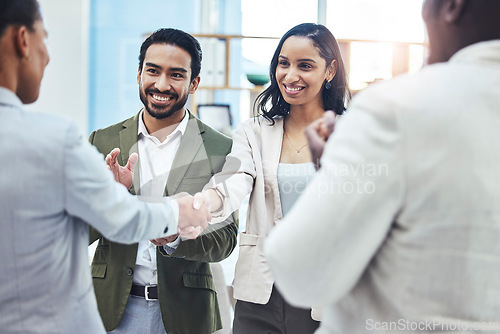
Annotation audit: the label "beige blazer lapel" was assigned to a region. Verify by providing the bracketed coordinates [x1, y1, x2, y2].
[165, 112, 206, 196]
[260, 117, 284, 222]
[118, 112, 141, 195]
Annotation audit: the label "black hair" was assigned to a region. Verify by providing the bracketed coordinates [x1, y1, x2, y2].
[138, 28, 202, 82]
[255, 23, 350, 124]
[0, 0, 41, 37]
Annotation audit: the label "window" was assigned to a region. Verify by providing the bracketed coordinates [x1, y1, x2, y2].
[326, 0, 426, 91]
[326, 0, 425, 43]
[242, 0, 318, 38]
[240, 0, 318, 84]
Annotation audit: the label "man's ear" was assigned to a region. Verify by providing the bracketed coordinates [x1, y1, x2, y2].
[443, 0, 468, 23]
[14, 25, 30, 59]
[189, 76, 201, 94]
[137, 67, 142, 84]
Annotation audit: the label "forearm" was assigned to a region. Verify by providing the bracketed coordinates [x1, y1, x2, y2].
[206, 188, 223, 214]
[203, 122, 256, 222]
[204, 172, 253, 224]
[159, 212, 238, 263]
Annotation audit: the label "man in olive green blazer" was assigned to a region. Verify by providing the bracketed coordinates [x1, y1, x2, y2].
[89, 111, 237, 334]
[88, 28, 238, 334]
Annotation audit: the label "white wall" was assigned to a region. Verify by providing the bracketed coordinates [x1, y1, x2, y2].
[26, 0, 90, 134]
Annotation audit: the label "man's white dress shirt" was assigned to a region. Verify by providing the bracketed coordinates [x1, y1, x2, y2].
[133, 110, 188, 286]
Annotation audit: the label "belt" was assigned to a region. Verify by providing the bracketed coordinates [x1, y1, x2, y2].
[130, 284, 158, 301]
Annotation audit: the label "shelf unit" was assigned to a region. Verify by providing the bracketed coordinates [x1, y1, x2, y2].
[190, 34, 428, 116]
[337, 38, 427, 93]
[193, 34, 426, 90]
[193, 34, 278, 91]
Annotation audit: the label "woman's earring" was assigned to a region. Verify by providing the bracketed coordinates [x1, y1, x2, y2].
[325, 80, 332, 90]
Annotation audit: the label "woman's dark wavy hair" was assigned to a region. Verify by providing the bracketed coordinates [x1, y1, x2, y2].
[255, 23, 350, 124]
[139, 28, 202, 82]
[0, 0, 41, 36]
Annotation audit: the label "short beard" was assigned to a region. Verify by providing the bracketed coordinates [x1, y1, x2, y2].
[139, 88, 189, 120]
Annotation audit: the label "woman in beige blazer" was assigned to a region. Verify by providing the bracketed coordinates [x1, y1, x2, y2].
[201, 23, 350, 333]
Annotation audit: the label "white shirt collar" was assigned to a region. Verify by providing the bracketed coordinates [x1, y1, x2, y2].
[0, 87, 23, 109]
[137, 108, 190, 144]
[450, 40, 500, 66]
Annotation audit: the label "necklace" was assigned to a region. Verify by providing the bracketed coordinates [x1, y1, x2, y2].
[284, 131, 308, 154]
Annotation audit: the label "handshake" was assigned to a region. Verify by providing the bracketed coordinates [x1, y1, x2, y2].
[105, 148, 224, 243]
[175, 191, 213, 239]
[151, 190, 220, 244]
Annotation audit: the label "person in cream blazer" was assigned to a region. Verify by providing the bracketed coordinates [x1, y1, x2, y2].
[266, 1, 500, 333]
[203, 23, 350, 334]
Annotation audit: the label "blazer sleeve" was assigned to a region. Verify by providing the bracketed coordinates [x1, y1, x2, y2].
[203, 120, 258, 223]
[87, 130, 103, 245]
[265, 89, 405, 307]
[159, 212, 238, 263]
[63, 124, 179, 244]
[157, 125, 239, 262]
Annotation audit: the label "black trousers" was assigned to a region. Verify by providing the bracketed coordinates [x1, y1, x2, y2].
[232, 285, 320, 334]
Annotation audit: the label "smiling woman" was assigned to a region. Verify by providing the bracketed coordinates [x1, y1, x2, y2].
[194, 23, 350, 334]
[275, 36, 336, 114]
[256, 23, 349, 124]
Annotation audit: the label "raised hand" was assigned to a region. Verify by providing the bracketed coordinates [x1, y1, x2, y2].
[105, 148, 138, 189]
[305, 110, 337, 169]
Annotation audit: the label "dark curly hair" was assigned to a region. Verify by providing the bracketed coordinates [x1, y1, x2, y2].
[255, 23, 350, 124]
[0, 0, 41, 36]
[138, 28, 202, 82]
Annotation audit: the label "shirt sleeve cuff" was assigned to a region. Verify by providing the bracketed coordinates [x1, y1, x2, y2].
[168, 197, 179, 235]
[163, 236, 180, 255]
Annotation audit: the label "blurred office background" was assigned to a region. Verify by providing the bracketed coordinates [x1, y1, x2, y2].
[29, 0, 426, 136]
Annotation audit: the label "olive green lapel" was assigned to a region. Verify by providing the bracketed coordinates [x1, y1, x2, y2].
[118, 111, 141, 196]
[164, 111, 206, 196]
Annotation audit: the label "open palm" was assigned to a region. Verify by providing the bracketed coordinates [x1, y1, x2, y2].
[105, 148, 138, 189]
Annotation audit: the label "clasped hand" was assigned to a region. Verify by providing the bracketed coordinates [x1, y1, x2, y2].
[149, 194, 211, 245]
[105, 148, 211, 242]
[305, 110, 338, 169]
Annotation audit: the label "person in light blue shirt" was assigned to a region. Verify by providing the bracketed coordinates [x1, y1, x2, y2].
[0, 1, 210, 333]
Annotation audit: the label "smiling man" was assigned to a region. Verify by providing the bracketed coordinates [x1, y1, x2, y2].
[88, 28, 238, 334]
